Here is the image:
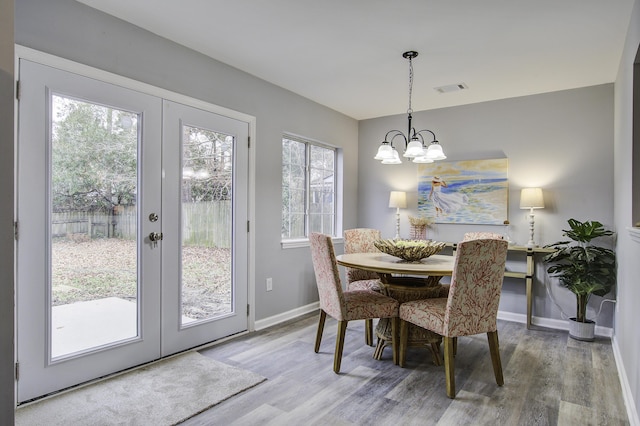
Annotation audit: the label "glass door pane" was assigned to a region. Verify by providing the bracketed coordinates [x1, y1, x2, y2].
[50, 95, 139, 359]
[181, 125, 233, 324]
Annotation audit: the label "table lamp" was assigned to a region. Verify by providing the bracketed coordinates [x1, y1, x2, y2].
[519, 187, 545, 247]
[389, 191, 407, 240]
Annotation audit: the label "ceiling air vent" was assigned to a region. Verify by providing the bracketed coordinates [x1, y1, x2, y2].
[434, 83, 468, 94]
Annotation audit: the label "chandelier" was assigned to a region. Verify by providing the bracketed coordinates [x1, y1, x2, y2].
[374, 51, 446, 165]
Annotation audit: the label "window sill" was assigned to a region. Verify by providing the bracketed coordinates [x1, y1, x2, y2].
[281, 237, 344, 249]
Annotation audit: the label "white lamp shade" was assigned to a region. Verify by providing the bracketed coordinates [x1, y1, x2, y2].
[425, 142, 447, 160]
[381, 148, 402, 164]
[412, 155, 434, 163]
[520, 187, 545, 209]
[374, 143, 393, 160]
[389, 191, 407, 208]
[403, 139, 425, 158]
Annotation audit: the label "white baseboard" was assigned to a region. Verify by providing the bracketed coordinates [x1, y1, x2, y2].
[257, 307, 614, 336]
[612, 335, 640, 426]
[254, 302, 319, 331]
[497, 311, 613, 338]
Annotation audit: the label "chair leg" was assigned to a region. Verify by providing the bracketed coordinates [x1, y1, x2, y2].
[487, 331, 504, 386]
[453, 336, 458, 357]
[314, 310, 326, 353]
[333, 320, 348, 373]
[365, 319, 373, 346]
[391, 317, 399, 365]
[399, 319, 409, 368]
[443, 336, 456, 398]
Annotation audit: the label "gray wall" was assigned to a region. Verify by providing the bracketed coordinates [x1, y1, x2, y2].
[14, 0, 359, 322]
[358, 85, 616, 327]
[614, 0, 640, 420]
[0, 0, 14, 421]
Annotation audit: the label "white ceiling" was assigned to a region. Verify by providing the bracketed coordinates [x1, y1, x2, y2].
[77, 0, 634, 120]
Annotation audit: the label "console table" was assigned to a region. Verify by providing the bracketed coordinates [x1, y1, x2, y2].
[449, 243, 555, 329]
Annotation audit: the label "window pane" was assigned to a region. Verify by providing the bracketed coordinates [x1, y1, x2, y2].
[289, 214, 306, 238]
[282, 136, 336, 239]
[323, 215, 334, 235]
[309, 214, 322, 234]
[290, 166, 306, 189]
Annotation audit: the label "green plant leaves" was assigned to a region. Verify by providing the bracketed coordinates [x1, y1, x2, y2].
[543, 218, 616, 323]
[562, 218, 613, 243]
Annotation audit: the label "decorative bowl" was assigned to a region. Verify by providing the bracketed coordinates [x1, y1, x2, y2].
[374, 239, 446, 262]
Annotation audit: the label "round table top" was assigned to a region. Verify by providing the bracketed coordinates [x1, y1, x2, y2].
[336, 252, 455, 276]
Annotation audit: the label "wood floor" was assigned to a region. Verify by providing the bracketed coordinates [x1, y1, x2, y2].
[183, 313, 629, 425]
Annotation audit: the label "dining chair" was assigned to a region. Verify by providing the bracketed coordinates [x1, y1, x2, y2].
[462, 232, 504, 241]
[309, 233, 400, 373]
[344, 228, 382, 346]
[397, 238, 509, 398]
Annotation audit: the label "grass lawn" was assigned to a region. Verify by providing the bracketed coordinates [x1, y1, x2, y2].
[52, 237, 232, 319]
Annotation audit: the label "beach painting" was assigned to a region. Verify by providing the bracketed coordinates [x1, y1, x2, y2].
[417, 158, 508, 224]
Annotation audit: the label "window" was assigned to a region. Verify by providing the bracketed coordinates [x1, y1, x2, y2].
[282, 135, 336, 239]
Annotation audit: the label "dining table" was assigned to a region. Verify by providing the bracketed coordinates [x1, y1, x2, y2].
[335, 252, 455, 364]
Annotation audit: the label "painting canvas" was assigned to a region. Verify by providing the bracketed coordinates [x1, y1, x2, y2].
[417, 158, 508, 224]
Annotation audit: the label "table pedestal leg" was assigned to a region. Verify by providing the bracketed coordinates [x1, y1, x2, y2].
[374, 276, 448, 365]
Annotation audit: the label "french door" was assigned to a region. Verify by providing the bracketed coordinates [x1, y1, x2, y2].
[16, 59, 249, 402]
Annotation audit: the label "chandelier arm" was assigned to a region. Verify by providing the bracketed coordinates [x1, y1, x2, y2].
[384, 130, 408, 146]
[414, 129, 438, 142]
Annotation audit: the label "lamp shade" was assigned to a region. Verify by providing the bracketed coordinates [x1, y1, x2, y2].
[403, 139, 425, 158]
[381, 148, 402, 164]
[520, 188, 544, 209]
[389, 191, 407, 209]
[374, 143, 393, 160]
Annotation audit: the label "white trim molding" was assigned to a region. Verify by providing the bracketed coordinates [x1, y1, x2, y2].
[612, 335, 640, 426]
[254, 302, 319, 331]
[627, 227, 640, 244]
[498, 311, 614, 338]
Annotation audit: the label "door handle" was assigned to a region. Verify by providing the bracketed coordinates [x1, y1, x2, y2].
[149, 232, 164, 245]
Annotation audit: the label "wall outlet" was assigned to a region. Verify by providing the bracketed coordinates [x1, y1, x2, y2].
[266, 277, 273, 291]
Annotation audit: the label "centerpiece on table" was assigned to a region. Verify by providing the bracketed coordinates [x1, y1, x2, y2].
[374, 239, 446, 262]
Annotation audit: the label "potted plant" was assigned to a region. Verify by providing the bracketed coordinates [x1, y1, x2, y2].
[543, 218, 616, 341]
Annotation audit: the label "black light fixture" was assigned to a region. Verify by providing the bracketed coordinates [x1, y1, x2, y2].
[374, 51, 446, 165]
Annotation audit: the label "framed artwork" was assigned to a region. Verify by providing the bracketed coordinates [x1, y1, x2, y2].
[417, 158, 508, 225]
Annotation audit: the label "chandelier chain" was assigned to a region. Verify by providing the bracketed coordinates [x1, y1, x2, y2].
[407, 57, 414, 114]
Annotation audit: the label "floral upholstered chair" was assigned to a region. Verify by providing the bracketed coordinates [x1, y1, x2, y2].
[462, 232, 504, 241]
[344, 228, 382, 346]
[397, 238, 509, 398]
[309, 233, 399, 373]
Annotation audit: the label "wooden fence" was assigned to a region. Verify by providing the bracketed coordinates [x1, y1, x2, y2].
[52, 201, 232, 248]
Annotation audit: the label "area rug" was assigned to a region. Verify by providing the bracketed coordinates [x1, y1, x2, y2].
[16, 351, 266, 425]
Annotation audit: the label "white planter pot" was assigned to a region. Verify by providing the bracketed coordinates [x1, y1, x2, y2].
[568, 318, 595, 341]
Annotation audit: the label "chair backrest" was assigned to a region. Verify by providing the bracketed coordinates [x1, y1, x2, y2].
[309, 233, 346, 320]
[462, 232, 504, 242]
[444, 238, 509, 336]
[344, 228, 381, 253]
[344, 228, 381, 283]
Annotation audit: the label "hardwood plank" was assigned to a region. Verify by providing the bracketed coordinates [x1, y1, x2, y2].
[180, 313, 629, 425]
